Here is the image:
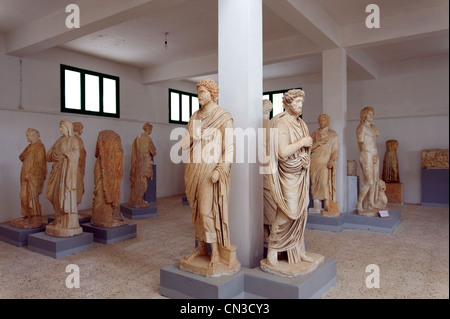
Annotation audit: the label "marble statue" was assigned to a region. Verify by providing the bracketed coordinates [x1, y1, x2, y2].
[310, 114, 339, 216]
[73, 122, 86, 205]
[356, 106, 388, 215]
[382, 139, 400, 183]
[128, 122, 157, 208]
[179, 79, 240, 277]
[10, 128, 47, 229]
[261, 89, 324, 277]
[91, 130, 126, 227]
[262, 99, 277, 242]
[45, 120, 83, 237]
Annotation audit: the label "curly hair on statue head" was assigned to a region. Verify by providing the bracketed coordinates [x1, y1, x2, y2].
[197, 79, 219, 103]
[282, 89, 305, 107]
[360, 106, 374, 124]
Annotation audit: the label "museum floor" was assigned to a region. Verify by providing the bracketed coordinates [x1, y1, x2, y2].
[0, 194, 448, 299]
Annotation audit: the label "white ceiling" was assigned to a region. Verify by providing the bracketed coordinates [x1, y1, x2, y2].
[0, 0, 448, 84]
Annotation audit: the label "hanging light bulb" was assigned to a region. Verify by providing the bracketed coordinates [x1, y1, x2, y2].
[164, 32, 169, 50]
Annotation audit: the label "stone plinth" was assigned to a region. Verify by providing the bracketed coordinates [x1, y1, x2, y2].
[120, 204, 157, 219]
[81, 222, 137, 244]
[385, 183, 403, 204]
[28, 231, 93, 258]
[0, 224, 46, 247]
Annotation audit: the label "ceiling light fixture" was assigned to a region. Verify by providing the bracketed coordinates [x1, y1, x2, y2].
[164, 32, 169, 50]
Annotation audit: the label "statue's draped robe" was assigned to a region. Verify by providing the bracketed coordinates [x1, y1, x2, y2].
[184, 107, 233, 247]
[310, 129, 338, 202]
[266, 113, 310, 263]
[128, 132, 156, 207]
[92, 130, 124, 226]
[19, 140, 47, 217]
[46, 133, 80, 228]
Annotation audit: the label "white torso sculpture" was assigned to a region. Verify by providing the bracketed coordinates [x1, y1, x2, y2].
[11, 128, 47, 229]
[310, 114, 339, 216]
[179, 79, 240, 277]
[356, 106, 388, 215]
[45, 120, 83, 237]
[261, 89, 324, 277]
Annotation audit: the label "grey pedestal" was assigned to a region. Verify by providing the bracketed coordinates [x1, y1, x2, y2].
[81, 222, 137, 244]
[421, 168, 449, 207]
[0, 224, 46, 247]
[307, 209, 401, 233]
[120, 204, 157, 219]
[160, 258, 337, 299]
[27, 232, 93, 258]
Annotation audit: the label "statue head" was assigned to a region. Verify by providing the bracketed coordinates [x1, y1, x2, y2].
[318, 114, 330, 129]
[283, 89, 305, 116]
[197, 79, 219, 104]
[143, 122, 153, 134]
[25, 128, 40, 143]
[360, 106, 374, 124]
[73, 122, 84, 135]
[59, 120, 74, 137]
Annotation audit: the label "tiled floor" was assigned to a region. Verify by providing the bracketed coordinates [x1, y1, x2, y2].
[0, 194, 448, 299]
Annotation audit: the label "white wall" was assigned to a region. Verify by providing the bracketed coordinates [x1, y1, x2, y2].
[264, 54, 449, 206]
[0, 35, 193, 223]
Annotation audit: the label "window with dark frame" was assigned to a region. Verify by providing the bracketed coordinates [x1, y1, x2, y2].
[168, 87, 302, 124]
[169, 88, 200, 124]
[60, 64, 120, 118]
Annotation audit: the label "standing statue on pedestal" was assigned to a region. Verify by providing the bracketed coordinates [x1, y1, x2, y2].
[91, 130, 126, 227]
[261, 89, 324, 277]
[128, 122, 157, 208]
[11, 128, 47, 229]
[382, 139, 400, 183]
[180, 79, 240, 277]
[73, 122, 86, 206]
[356, 106, 388, 215]
[310, 114, 339, 216]
[262, 99, 277, 243]
[45, 120, 83, 237]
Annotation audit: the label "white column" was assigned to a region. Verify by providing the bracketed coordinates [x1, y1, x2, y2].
[322, 48, 348, 213]
[218, 0, 263, 268]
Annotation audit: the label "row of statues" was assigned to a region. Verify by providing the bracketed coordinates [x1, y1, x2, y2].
[10, 120, 157, 238]
[9, 77, 395, 278]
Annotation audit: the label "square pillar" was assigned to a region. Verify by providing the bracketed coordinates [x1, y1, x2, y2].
[218, 0, 263, 268]
[322, 48, 348, 213]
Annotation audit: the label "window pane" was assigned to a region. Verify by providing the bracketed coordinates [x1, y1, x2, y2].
[181, 94, 190, 122]
[103, 78, 117, 114]
[272, 93, 284, 116]
[85, 74, 99, 112]
[170, 92, 180, 121]
[65, 70, 81, 109]
[192, 96, 200, 114]
[262, 94, 269, 100]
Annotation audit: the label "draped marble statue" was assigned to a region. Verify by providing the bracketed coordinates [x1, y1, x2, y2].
[382, 139, 400, 183]
[45, 120, 83, 237]
[73, 122, 86, 205]
[310, 114, 339, 216]
[179, 79, 240, 277]
[11, 128, 47, 229]
[356, 106, 388, 215]
[128, 122, 157, 208]
[261, 89, 324, 277]
[262, 99, 277, 242]
[91, 130, 126, 227]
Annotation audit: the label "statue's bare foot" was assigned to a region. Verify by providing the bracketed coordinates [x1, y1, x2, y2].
[300, 252, 314, 263]
[356, 204, 363, 212]
[209, 252, 221, 268]
[184, 245, 208, 261]
[267, 249, 278, 266]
